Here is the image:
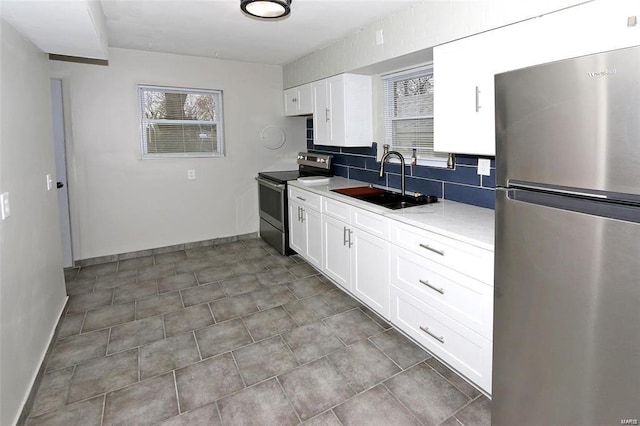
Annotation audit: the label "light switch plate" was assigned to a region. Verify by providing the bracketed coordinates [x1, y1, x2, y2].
[1, 192, 10, 220]
[375, 29, 384, 45]
[46, 174, 54, 191]
[477, 158, 491, 176]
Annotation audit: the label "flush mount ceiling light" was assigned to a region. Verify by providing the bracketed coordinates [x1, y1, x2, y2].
[241, 0, 292, 19]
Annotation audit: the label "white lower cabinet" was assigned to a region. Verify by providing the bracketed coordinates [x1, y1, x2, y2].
[390, 285, 493, 393]
[322, 197, 390, 319]
[288, 188, 323, 269]
[322, 214, 351, 290]
[351, 229, 389, 318]
[291, 185, 493, 393]
[390, 244, 493, 339]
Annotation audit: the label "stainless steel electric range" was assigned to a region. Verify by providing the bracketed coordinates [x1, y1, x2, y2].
[257, 152, 333, 255]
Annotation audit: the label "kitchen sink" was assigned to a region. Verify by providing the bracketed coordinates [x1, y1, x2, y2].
[331, 186, 438, 210]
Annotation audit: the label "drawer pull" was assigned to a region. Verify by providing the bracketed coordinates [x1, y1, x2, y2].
[296, 196, 306, 202]
[419, 243, 445, 256]
[343, 226, 348, 246]
[419, 279, 444, 295]
[419, 326, 445, 344]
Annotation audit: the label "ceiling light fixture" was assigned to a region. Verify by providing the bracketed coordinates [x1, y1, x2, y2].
[241, 0, 292, 19]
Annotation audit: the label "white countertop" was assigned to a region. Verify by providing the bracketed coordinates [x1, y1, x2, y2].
[290, 176, 495, 251]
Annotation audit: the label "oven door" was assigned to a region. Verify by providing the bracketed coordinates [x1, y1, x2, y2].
[257, 177, 286, 231]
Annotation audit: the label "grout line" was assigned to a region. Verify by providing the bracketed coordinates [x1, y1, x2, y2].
[162, 314, 167, 340]
[137, 347, 140, 382]
[381, 381, 424, 425]
[192, 331, 203, 361]
[229, 350, 247, 388]
[172, 370, 182, 414]
[99, 393, 106, 426]
[207, 302, 217, 324]
[214, 400, 223, 425]
[105, 328, 112, 356]
[275, 375, 303, 424]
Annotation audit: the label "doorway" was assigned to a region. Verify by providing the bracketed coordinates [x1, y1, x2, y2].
[50, 79, 73, 268]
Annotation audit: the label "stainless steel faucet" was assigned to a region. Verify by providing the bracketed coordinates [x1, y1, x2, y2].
[379, 145, 406, 197]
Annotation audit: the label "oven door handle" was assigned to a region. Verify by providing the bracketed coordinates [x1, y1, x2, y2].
[256, 177, 285, 191]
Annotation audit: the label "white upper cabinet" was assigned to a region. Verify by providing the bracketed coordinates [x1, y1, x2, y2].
[284, 83, 313, 116]
[312, 74, 373, 147]
[434, 0, 640, 156]
[433, 29, 500, 156]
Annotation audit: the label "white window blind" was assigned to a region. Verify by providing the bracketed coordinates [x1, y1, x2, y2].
[383, 65, 447, 166]
[138, 85, 224, 158]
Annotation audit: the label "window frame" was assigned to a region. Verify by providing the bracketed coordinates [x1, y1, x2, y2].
[382, 64, 447, 168]
[138, 84, 225, 159]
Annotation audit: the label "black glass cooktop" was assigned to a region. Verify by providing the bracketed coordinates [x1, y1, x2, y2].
[258, 170, 300, 184]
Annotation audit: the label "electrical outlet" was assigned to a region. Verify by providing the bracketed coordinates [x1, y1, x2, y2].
[187, 169, 196, 180]
[1, 192, 10, 220]
[477, 158, 491, 176]
[46, 174, 54, 191]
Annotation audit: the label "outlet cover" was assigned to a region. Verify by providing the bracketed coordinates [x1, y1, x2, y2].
[187, 169, 196, 180]
[375, 29, 384, 45]
[1, 192, 10, 220]
[477, 158, 491, 176]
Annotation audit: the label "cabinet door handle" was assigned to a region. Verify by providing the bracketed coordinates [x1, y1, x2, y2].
[325, 108, 330, 122]
[419, 243, 445, 256]
[419, 326, 445, 344]
[419, 279, 445, 294]
[343, 226, 348, 246]
[296, 196, 306, 202]
[300, 208, 305, 223]
[475, 86, 481, 112]
[348, 229, 353, 248]
[297, 206, 301, 222]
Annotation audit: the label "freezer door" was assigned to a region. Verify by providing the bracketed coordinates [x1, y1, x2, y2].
[493, 189, 640, 425]
[495, 45, 640, 198]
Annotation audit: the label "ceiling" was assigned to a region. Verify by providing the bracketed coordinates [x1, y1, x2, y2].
[2, 0, 424, 65]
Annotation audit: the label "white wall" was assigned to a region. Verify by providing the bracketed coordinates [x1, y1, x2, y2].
[0, 18, 67, 426]
[284, 0, 587, 87]
[51, 48, 306, 261]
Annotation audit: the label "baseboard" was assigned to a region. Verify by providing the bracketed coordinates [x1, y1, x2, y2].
[15, 296, 69, 426]
[73, 232, 260, 267]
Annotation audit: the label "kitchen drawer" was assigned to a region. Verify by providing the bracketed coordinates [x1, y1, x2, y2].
[390, 221, 493, 285]
[289, 186, 321, 211]
[323, 197, 350, 222]
[390, 285, 492, 393]
[390, 245, 493, 340]
[323, 197, 389, 239]
[351, 207, 389, 239]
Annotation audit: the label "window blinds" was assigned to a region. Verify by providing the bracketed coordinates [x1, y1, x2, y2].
[139, 85, 224, 158]
[383, 66, 447, 164]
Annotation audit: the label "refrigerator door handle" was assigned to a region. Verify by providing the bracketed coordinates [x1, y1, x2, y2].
[509, 181, 608, 199]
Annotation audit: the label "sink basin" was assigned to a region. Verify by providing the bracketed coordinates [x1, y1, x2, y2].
[332, 186, 438, 210]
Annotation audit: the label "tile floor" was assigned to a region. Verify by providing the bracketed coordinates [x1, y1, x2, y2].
[26, 238, 491, 426]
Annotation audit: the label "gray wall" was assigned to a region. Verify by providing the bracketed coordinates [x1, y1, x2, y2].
[51, 49, 307, 261]
[283, 0, 587, 87]
[0, 19, 67, 426]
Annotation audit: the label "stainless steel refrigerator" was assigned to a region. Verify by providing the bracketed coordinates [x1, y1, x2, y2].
[493, 45, 640, 425]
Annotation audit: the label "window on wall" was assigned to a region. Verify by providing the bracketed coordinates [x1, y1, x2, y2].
[138, 85, 224, 158]
[383, 65, 447, 167]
